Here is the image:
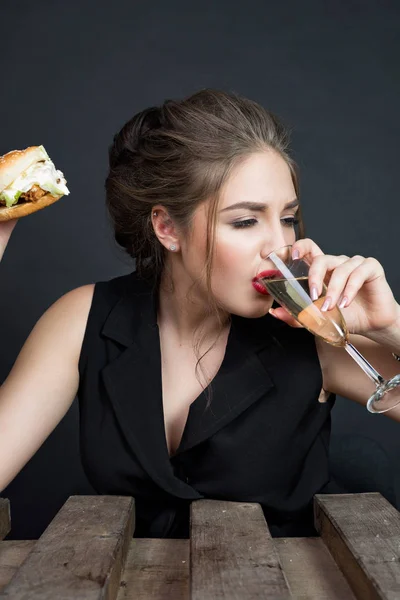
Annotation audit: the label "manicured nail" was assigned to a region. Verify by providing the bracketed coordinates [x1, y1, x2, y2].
[321, 297, 331, 312]
[338, 296, 348, 309]
[292, 249, 300, 259]
[311, 286, 318, 301]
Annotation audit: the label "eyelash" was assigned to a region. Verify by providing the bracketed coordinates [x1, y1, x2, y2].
[231, 217, 300, 229]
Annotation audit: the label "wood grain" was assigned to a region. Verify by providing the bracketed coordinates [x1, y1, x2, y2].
[0, 500, 10, 541]
[314, 493, 400, 600]
[0, 541, 35, 591]
[116, 538, 189, 599]
[190, 499, 292, 599]
[0, 495, 135, 600]
[275, 537, 356, 599]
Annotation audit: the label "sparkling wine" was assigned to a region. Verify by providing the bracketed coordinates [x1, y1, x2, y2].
[262, 276, 349, 347]
[261, 245, 400, 413]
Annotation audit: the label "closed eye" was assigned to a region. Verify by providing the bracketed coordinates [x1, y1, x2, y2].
[231, 217, 299, 229]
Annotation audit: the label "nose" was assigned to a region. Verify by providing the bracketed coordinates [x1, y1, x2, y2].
[260, 230, 289, 260]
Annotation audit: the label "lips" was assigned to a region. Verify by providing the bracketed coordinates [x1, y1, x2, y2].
[253, 269, 282, 282]
[252, 281, 270, 295]
[252, 269, 282, 296]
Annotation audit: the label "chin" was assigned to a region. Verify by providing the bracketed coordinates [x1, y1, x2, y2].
[232, 301, 273, 320]
[219, 290, 273, 319]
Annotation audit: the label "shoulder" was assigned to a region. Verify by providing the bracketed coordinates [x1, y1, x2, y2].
[87, 269, 149, 305]
[53, 269, 140, 324]
[52, 283, 96, 320]
[47, 271, 137, 338]
[39, 284, 97, 362]
[57, 270, 141, 318]
[57, 271, 147, 364]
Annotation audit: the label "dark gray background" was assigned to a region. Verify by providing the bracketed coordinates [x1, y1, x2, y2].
[0, 0, 399, 539]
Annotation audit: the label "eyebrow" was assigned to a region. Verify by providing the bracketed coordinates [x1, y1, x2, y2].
[220, 199, 299, 213]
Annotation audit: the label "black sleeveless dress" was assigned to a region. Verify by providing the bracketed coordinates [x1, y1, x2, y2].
[77, 270, 336, 538]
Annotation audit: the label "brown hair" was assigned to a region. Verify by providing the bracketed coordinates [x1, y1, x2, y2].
[105, 89, 305, 403]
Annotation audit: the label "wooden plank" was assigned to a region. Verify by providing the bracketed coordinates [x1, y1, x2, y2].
[190, 499, 292, 600]
[275, 537, 356, 600]
[0, 495, 134, 600]
[0, 541, 35, 592]
[116, 538, 189, 599]
[0, 500, 10, 541]
[314, 493, 400, 600]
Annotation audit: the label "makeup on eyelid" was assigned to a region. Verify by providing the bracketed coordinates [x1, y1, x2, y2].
[231, 217, 300, 229]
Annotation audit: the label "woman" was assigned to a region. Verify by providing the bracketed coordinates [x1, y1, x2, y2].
[0, 89, 399, 539]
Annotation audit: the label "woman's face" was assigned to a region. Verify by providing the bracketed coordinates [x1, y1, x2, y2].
[181, 150, 299, 318]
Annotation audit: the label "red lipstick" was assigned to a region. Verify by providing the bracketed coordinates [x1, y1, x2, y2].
[254, 269, 282, 281]
[252, 270, 282, 296]
[252, 281, 270, 295]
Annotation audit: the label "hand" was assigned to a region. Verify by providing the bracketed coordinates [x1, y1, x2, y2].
[268, 238, 400, 336]
[0, 218, 19, 261]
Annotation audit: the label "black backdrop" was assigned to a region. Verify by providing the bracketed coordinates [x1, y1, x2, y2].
[0, 0, 399, 539]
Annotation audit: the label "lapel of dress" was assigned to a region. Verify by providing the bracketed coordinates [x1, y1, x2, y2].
[174, 312, 277, 456]
[100, 273, 200, 500]
[99, 272, 279, 496]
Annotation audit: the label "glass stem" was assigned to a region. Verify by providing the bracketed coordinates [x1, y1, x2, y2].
[344, 342, 385, 387]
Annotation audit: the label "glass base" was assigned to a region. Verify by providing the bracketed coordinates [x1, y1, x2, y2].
[367, 374, 400, 414]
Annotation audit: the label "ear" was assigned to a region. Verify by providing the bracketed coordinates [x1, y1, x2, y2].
[151, 206, 180, 252]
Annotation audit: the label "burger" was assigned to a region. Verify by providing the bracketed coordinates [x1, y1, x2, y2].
[0, 145, 70, 221]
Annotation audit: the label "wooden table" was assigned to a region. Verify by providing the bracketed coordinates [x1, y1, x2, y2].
[0, 492, 399, 599]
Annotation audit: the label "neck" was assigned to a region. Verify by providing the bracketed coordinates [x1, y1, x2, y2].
[157, 262, 229, 345]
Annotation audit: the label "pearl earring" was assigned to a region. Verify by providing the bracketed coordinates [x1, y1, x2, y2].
[169, 244, 177, 251]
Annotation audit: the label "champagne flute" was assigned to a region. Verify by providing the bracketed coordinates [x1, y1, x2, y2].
[257, 245, 400, 414]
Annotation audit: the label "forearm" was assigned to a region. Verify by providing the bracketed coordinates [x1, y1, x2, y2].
[363, 303, 400, 355]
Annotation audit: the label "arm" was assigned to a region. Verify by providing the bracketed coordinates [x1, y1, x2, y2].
[278, 239, 400, 421]
[0, 284, 94, 492]
[316, 330, 400, 422]
[0, 219, 19, 263]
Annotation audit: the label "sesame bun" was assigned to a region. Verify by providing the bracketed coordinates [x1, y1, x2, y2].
[0, 146, 66, 222]
[0, 193, 63, 222]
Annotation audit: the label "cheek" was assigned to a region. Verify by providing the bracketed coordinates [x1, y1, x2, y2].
[215, 244, 242, 266]
[211, 241, 257, 300]
[213, 244, 245, 280]
[213, 231, 256, 275]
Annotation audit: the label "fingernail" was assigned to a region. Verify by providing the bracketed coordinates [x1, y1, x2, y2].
[269, 309, 278, 319]
[292, 249, 300, 259]
[338, 296, 348, 309]
[321, 297, 331, 312]
[311, 286, 319, 301]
